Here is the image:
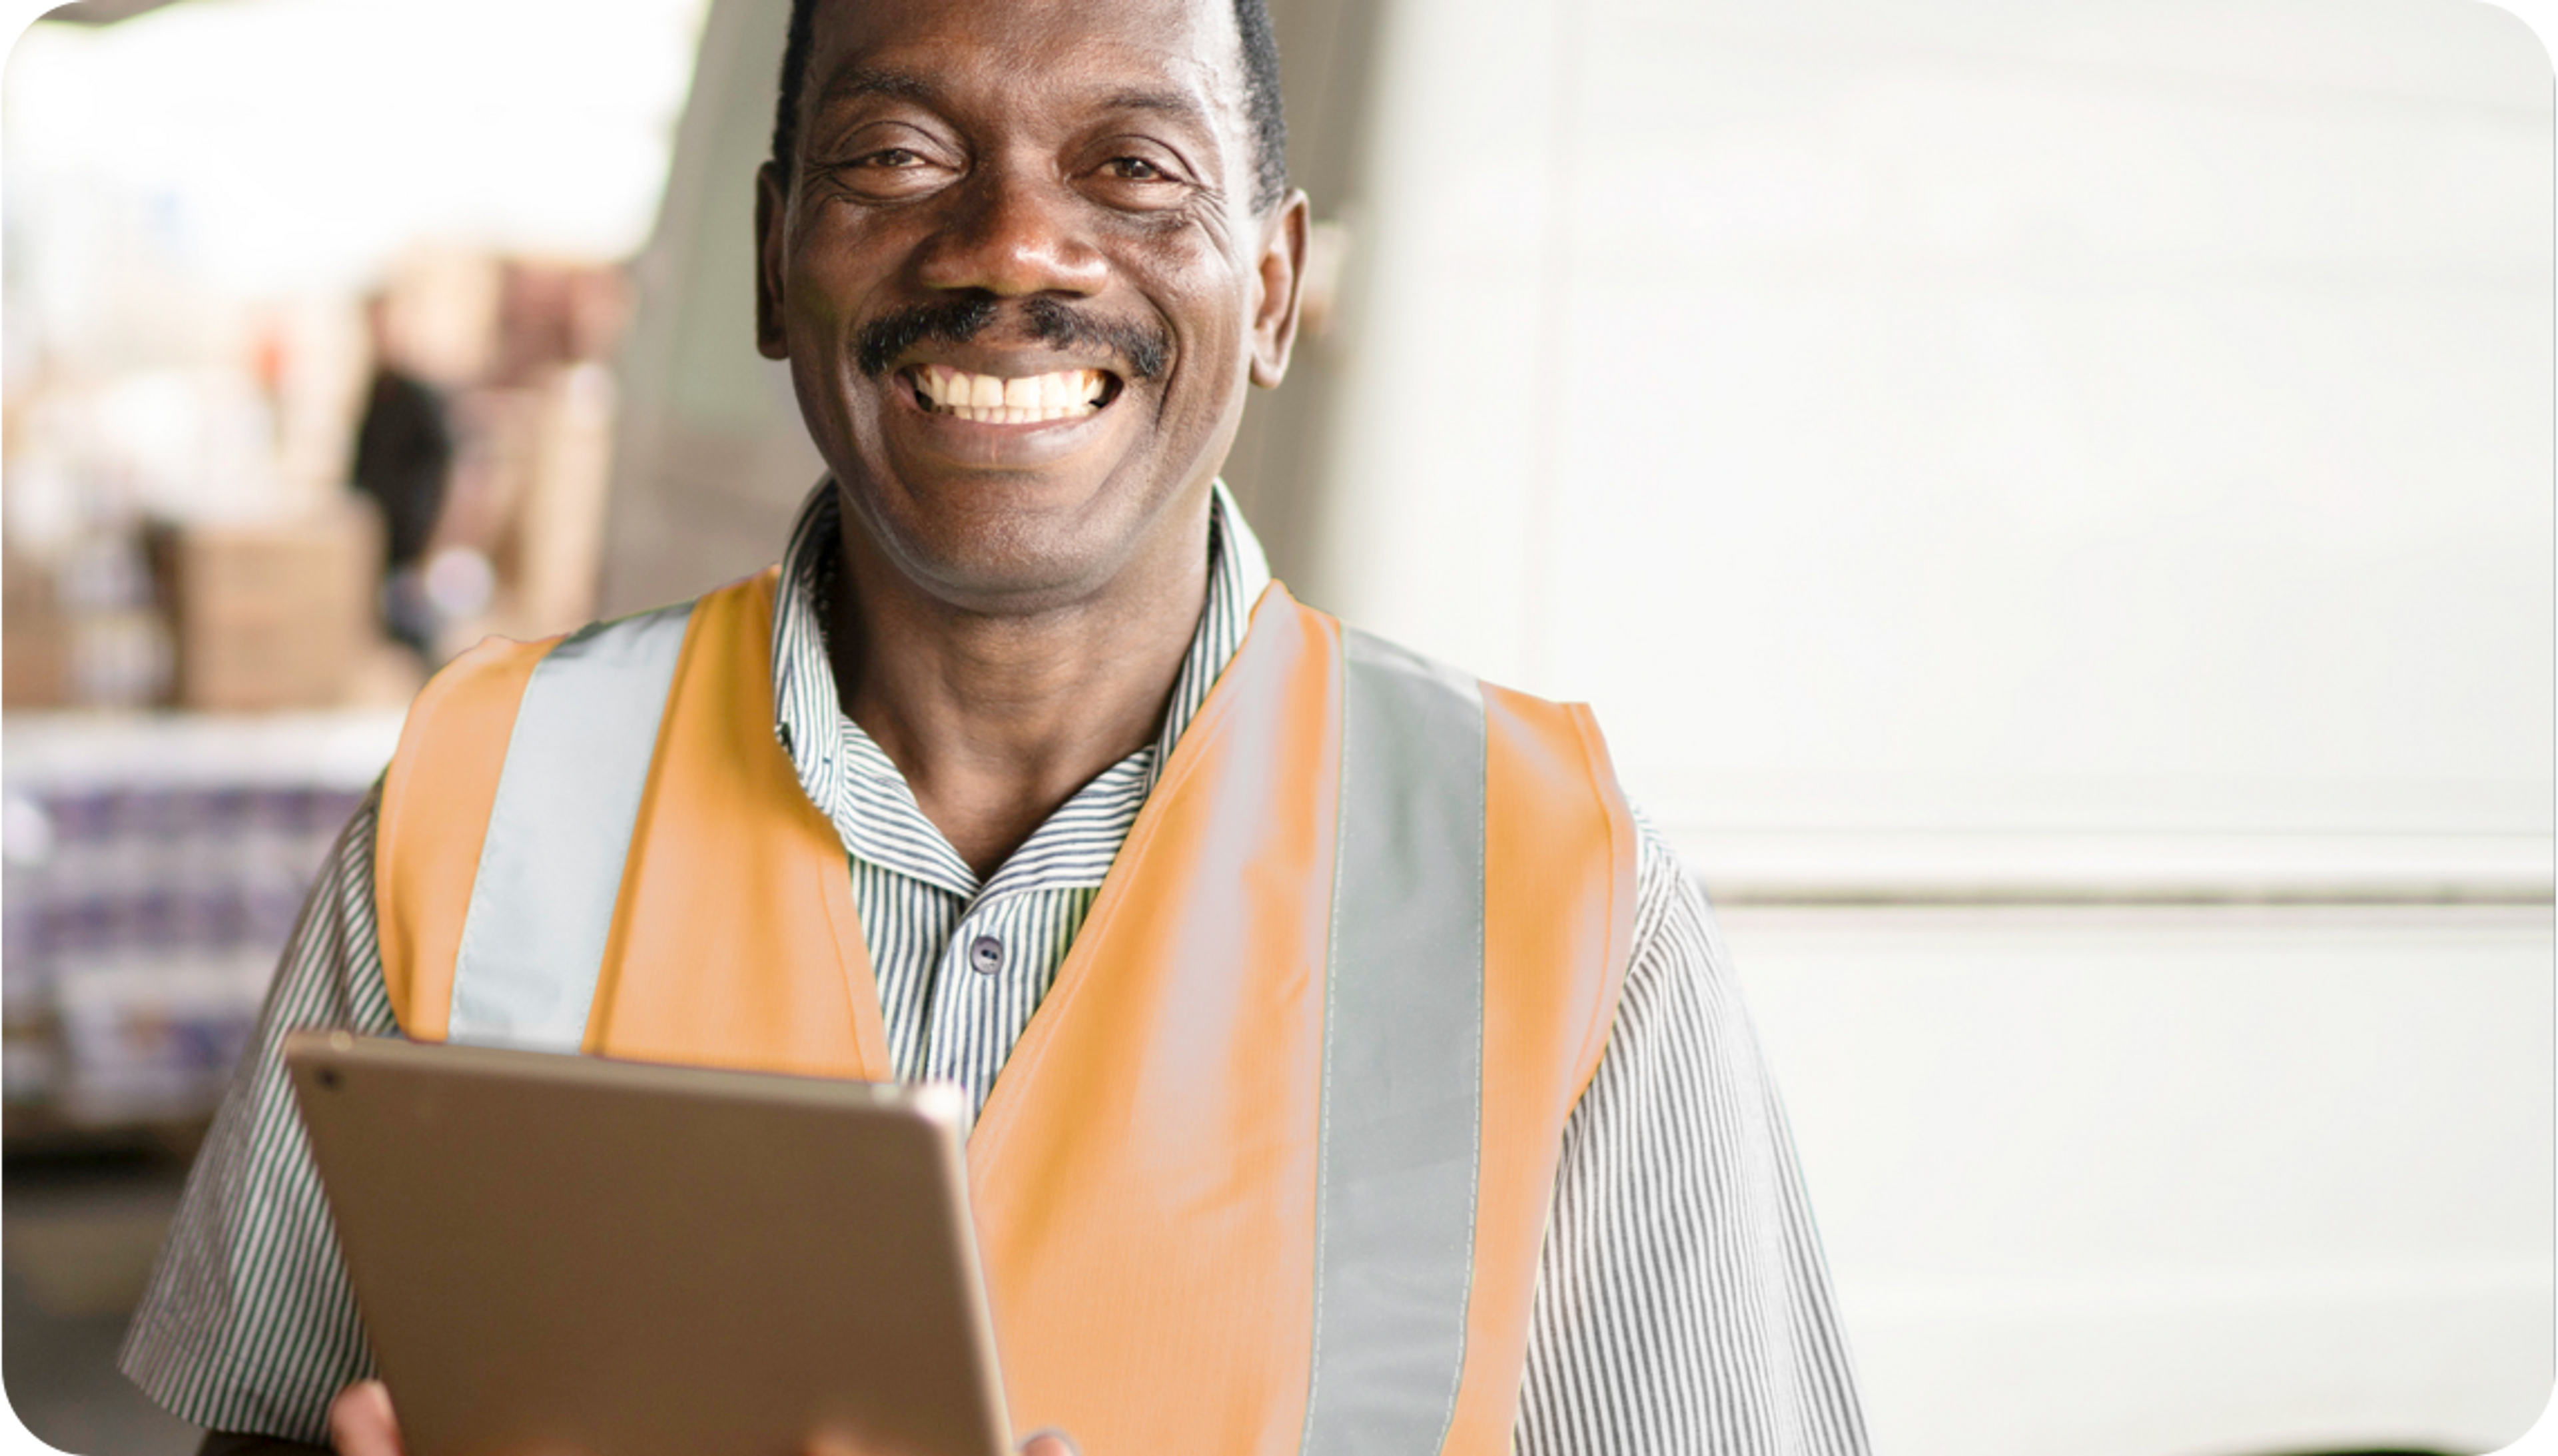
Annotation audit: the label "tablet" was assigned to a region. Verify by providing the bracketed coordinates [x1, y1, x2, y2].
[284, 1031, 1013, 1456]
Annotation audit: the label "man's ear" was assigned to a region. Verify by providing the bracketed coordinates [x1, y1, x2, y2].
[755, 161, 791, 361]
[1248, 190, 1312, 389]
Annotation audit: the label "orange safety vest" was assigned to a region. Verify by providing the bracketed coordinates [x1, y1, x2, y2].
[374, 570, 1637, 1455]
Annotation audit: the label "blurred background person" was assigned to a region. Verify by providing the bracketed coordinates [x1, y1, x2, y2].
[350, 291, 453, 659]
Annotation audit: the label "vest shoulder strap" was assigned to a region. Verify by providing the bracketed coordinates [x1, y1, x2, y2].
[1300, 624, 1489, 1455]
[448, 601, 695, 1049]
[376, 599, 697, 1042]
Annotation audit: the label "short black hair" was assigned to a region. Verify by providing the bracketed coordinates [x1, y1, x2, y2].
[770, 0, 1288, 214]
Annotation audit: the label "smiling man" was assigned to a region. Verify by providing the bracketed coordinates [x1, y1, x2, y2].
[122, 1, 1869, 1452]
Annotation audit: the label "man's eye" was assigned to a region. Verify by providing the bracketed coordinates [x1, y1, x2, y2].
[1106, 157, 1167, 181]
[863, 149, 925, 169]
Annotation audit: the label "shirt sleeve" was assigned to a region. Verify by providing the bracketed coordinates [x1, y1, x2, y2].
[119, 785, 398, 1445]
[1513, 817, 1871, 1455]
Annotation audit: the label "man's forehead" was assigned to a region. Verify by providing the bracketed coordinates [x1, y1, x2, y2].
[807, 0, 1247, 121]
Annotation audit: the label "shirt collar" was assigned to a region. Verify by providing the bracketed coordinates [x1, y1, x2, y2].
[767, 479, 1271, 890]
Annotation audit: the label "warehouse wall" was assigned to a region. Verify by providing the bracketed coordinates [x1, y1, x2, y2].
[1314, 0, 2551, 842]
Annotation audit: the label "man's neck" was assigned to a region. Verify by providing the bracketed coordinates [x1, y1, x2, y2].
[826, 500, 1212, 882]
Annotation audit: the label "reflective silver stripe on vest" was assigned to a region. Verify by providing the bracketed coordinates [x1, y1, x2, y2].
[1302, 628, 1486, 1456]
[448, 601, 695, 1050]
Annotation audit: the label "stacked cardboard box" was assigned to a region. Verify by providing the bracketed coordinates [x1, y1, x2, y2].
[3, 551, 68, 708]
[156, 500, 383, 712]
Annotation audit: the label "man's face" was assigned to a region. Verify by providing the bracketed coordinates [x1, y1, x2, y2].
[757, 0, 1306, 614]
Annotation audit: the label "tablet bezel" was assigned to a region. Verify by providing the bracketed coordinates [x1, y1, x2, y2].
[284, 1030, 1013, 1456]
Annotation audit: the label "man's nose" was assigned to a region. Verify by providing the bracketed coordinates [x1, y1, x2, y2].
[917, 163, 1108, 298]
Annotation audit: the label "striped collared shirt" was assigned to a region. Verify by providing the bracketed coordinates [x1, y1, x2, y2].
[123, 481, 1869, 1453]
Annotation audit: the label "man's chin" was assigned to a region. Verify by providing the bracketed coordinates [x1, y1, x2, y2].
[837, 473, 1162, 617]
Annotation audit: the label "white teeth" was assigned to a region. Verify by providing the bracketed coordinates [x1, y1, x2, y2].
[913, 366, 1110, 422]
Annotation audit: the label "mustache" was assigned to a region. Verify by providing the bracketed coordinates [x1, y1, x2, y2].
[854, 296, 1170, 381]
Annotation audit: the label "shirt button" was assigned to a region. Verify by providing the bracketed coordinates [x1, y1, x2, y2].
[968, 935, 1003, 975]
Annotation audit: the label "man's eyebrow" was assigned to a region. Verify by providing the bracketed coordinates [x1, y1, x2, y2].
[814, 67, 942, 111]
[1096, 88, 1213, 130]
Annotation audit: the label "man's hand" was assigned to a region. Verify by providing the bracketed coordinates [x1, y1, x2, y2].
[326, 1381, 403, 1456]
[320, 1379, 1076, 1456]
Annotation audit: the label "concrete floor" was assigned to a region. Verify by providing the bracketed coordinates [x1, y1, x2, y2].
[4, 1154, 203, 1455]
